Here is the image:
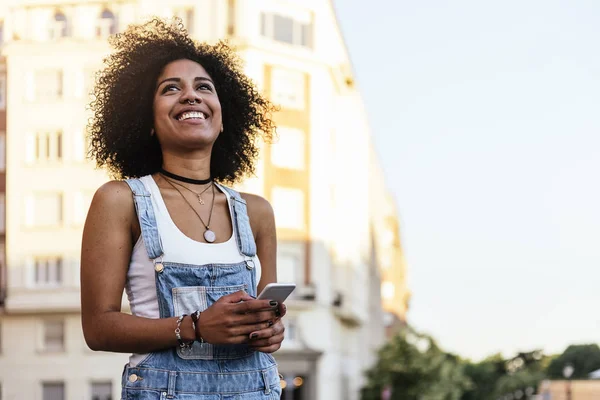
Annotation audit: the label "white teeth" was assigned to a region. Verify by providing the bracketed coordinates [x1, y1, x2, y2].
[178, 111, 206, 121]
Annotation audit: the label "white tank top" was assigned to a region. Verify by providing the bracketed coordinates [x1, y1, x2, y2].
[125, 175, 262, 366]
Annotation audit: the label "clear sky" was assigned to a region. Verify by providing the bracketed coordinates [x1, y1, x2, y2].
[333, 0, 600, 360]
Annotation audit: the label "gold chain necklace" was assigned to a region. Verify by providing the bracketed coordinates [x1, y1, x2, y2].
[164, 177, 213, 205]
[163, 176, 217, 243]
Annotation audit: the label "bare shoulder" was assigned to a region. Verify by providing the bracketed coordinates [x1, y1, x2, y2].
[239, 192, 274, 220]
[89, 180, 135, 221]
[93, 180, 133, 205]
[239, 193, 275, 239]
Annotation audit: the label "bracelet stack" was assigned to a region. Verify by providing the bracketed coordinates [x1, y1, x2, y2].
[175, 315, 195, 351]
[191, 310, 205, 344]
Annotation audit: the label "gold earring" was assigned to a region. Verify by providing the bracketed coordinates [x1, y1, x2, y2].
[150, 128, 155, 136]
[220, 125, 224, 133]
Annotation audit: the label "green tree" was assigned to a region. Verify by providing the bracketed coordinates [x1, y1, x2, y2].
[361, 328, 471, 400]
[460, 354, 506, 400]
[461, 351, 548, 400]
[546, 344, 600, 379]
[493, 369, 544, 398]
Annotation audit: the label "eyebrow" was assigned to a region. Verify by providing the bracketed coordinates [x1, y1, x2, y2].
[156, 76, 214, 89]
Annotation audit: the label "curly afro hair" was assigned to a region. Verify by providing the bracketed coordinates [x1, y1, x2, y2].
[88, 18, 275, 183]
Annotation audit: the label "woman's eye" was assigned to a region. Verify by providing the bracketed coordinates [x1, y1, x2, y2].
[162, 84, 179, 93]
[197, 84, 213, 91]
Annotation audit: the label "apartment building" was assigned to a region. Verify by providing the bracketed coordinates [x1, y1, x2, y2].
[369, 148, 411, 336]
[0, 55, 7, 314]
[0, 1, 406, 399]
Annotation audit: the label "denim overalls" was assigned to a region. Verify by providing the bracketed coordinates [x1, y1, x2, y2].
[121, 178, 281, 400]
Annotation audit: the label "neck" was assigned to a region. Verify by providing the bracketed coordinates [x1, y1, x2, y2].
[161, 152, 212, 183]
[160, 168, 212, 185]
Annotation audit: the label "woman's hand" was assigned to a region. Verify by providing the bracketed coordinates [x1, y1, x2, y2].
[196, 291, 279, 345]
[248, 303, 287, 353]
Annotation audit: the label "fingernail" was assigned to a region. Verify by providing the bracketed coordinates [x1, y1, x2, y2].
[275, 309, 281, 317]
[268, 320, 274, 327]
[269, 301, 278, 307]
[250, 333, 258, 339]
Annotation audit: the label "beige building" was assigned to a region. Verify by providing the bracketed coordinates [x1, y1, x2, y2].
[538, 380, 600, 400]
[0, 1, 407, 399]
[369, 150, 411, 336]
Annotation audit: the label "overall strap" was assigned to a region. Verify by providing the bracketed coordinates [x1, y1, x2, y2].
[215, 183, 257, 258]
[125, 178, 164, 261]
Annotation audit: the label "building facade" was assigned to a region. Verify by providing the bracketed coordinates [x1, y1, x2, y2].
[0, 1, 407, 399]
[369, 149, 411, 336]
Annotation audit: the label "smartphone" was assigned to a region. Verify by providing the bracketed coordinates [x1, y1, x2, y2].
[257, 283, 296, 303]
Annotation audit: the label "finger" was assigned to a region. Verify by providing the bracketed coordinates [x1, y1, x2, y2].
[225, 334, 253, 345]
[252, 344, 281, 353]
[221, 290, 255, 304]
[248, 321, 284, 340]
[233, 299, 278, 314]
[249, 326, 276, 340]
[249, 333, 284, 348]
[275, 303, 287, 318]
[231, 320, 274, 337]
[237, 310, 277, 325]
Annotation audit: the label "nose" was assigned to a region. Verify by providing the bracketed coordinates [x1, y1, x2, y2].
[180, 86, 202, 105]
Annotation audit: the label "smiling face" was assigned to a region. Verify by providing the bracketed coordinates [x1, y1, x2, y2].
[153, 59, 222, 152]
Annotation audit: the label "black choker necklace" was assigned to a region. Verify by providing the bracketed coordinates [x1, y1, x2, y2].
[160, 168, 212, 185]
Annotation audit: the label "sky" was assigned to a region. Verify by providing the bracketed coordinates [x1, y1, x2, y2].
[333, 0, 600, 361]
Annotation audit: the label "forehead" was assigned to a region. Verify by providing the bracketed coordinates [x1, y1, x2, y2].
[157, 59, 211, 80]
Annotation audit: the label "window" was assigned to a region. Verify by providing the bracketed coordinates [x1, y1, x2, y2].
[260, 12, 312, 48]
[270, 68, 305, 110]
[91, 382, 112, 400]
[43, 321, 65, 352]
[271, 187, 304, 230]
[284, 317, 298, 343]
[174, 8, 194, 35]
[25, 193, 63, 227]
[51, 11, 69, 39]
[42, 382, 65, 400]
[0, 193, 5, 234]
[34, 256, 63, 286]
[73, 130, 89, 162]
[271, 127, 305, 170]
[97, 9, 117, 37]
[0, 131, 5, 170]
[34, 69, 63, 100]
[0, 75, 5, 109]
[73, 192, 93, 225]
[381, 281, 395, 300]
[277, 252, 300, 283]
[273, 15, 294, 44]
[25, 131, 62, 163]
[227, 0, 236, 36]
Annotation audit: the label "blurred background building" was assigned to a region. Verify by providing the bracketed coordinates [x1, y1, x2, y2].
[0, 1, 409, 399]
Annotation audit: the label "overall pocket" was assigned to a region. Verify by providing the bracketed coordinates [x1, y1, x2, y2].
[172, 284, 254, 360]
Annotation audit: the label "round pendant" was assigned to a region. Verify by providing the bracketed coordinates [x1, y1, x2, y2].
[204, 229, 216, 243]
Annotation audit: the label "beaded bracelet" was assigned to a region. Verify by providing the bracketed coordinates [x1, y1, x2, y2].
[190, 310, 205, 344]
[175, 315, 194, 351]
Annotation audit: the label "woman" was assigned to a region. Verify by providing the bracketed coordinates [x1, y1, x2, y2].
[81, 18, 285, 399]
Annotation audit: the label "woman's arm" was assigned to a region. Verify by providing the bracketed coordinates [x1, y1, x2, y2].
[244, 193, 287, 352]
[81, 181, 198, 353]
[245, 193, 278, 294]
[81, 182, 277, 353]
